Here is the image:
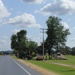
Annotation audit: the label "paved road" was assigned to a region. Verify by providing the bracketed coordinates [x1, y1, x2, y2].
[0, 56, 43, 75]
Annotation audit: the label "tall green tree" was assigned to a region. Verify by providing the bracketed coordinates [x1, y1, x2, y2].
[46, 16, 70, 59]
[11, 34, 18, 52]
[11, 30, 28, 58]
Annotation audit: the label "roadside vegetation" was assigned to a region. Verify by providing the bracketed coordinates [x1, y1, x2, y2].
[26, 55, 75, 75]
[11, 16, 71, 59]
[11, 16, 75, 75]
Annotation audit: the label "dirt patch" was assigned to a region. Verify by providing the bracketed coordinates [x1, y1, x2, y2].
[17, 59, 59, 75]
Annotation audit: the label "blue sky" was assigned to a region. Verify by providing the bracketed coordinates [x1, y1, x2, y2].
[0, 0, 75, 51]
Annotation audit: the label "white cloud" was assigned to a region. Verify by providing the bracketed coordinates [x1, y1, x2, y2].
[0, 39, 6, 44]
[0, 36, 10, 44]
[28, 37, 42, 45]
[37, 0, 75, 16]
[3, 36, 9, 39]
[12, 29, 20, 34]
[0, 0, 11, 21]
[5, 13, 41, 28]
[71, 38, 75, 41]
[0, 36, 11, 51]
[73, 27, 75, 29]
[26, 34, 42, 45]
[32, 37, 42, 45]
[21, 0, 44, 4]
[61, 22, 70, 29]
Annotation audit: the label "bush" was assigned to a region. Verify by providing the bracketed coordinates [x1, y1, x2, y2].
[26, 55, 32, 60]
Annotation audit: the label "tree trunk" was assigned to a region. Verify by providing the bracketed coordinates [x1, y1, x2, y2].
[48, 49, 52, 59]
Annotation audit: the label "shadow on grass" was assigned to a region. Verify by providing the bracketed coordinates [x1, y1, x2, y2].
[61, 70, 75, 72]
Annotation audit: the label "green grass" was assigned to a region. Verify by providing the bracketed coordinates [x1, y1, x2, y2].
[49, 55, 75, 66]
[26, 55, 75, 75]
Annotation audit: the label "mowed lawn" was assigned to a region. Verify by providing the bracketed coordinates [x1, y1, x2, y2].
[26, 55, 75, 75]
[49, 55, 75, 66]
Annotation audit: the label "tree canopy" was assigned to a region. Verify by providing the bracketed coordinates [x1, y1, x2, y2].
[11, 30, 38, 59]
[46, 16, 70, 59]
[11, 30, 28, 58]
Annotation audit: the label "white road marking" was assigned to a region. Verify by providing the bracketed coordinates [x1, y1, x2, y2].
[12, 59, 32, 75]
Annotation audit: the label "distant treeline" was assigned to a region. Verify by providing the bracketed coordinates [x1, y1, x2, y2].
[0, 51, 13, 55]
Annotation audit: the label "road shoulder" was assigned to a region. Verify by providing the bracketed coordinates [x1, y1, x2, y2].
[17, 59, 59, 75]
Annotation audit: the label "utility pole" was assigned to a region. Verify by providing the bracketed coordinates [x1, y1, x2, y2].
[40, 28, 47, 60]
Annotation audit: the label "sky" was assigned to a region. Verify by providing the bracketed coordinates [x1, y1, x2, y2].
[0, 0, 75, 51]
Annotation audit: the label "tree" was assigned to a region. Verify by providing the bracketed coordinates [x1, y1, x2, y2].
[46, 16, 70, 59]
[11, 34, 18, 56]
[28, 41, 38, 56]
[37, 45, 42, 54]
[11, 30, 28, 58]
[59, 46, 71, 55]
[71, 47, 75, 55]
[37, 42, 47, 55]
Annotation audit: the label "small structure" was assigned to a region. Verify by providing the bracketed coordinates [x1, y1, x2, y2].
[52, 52, 67, 60]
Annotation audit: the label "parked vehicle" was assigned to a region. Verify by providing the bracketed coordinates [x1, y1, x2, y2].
[36, 55, 43, 60]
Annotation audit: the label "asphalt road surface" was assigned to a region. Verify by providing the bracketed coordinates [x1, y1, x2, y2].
[0, 55, 43, 75]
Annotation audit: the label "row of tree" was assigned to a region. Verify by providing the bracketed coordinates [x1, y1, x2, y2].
[37, 45, 75, 55]
[11, 16, 74, 59]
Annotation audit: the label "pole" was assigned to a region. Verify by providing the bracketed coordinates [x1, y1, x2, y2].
[40, 28, 47, 60]
[43, 29, 44, 60]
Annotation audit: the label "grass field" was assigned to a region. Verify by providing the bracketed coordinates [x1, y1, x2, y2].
[26, 55, 75, 75]
[49, 55, 75, 66]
